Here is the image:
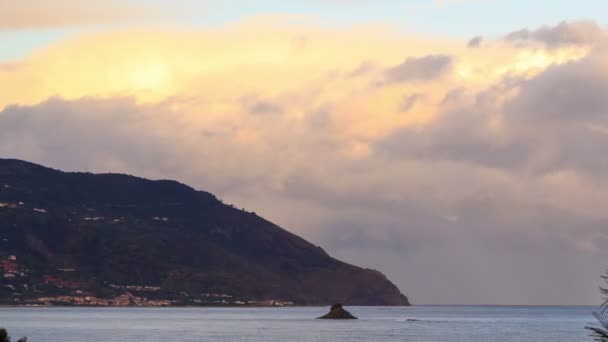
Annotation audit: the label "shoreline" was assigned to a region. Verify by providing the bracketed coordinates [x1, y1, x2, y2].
[0, 304, 415, 309]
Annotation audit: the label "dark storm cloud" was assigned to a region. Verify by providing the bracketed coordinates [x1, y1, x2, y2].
[385, 55, 453, 83]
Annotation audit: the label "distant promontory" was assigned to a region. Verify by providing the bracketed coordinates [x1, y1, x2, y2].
[0, 159, 409, 307]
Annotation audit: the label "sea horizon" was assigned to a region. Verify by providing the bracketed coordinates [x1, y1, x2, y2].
[0, 305, 598, 341]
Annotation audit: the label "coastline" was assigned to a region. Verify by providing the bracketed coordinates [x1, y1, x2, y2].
[0, 304, 411, 308]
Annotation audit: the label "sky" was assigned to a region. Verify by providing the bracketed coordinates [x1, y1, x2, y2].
[1, 0, 608, 305]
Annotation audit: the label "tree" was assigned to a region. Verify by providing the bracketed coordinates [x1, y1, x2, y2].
[587, 271, 608, 341]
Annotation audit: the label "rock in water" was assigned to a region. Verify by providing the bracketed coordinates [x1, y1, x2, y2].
[317, 304, 357, 319]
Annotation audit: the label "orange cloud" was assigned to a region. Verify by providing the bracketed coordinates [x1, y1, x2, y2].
[0, 0, 158, 30]
[0, 18, 590, 155]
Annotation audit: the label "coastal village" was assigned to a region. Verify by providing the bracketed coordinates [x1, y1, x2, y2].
[1, 199, 297, 307]
[2, 254, 296, 307]
[1, 254, 294, 307]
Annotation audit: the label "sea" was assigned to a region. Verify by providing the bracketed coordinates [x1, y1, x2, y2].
[0, 306, 599, 341]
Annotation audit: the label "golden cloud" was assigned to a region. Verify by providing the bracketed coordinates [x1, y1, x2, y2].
[0, 18, 590, 155]
[0, 0, 159, 30]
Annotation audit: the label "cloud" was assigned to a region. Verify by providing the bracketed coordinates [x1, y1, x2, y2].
[467, 36, 483, 48]
[385, 55, 453, 83]
[349, 61, 376, 77]
[400, 93, 424, 112]
[505, 21, 606, 47]
[0, 0, 157, 30]
[507, 53, 608, 122]
[0, 97, 178, 174]
[0, 62, 21, 72]
[377, 44, 608, 214]
[504, 51, 608, 176]
[250, 101, 283, 115]
[1, 20, 608, 305]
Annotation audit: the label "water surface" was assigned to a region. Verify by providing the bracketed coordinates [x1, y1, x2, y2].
[0, 306, 597, 341]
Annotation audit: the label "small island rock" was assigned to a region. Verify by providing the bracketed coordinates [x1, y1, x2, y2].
[317, 304, 358, 319]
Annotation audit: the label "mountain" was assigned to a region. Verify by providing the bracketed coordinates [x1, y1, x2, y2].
[0, 159, 409, 306]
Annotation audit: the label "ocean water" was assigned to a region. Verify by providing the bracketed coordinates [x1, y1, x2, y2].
[0, 306, 598, 341]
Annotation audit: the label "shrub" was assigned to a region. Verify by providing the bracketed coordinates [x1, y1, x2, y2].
[0, 328, 26, 342]
[0, 329, 8, 342]
[587, 271, 608, 341]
